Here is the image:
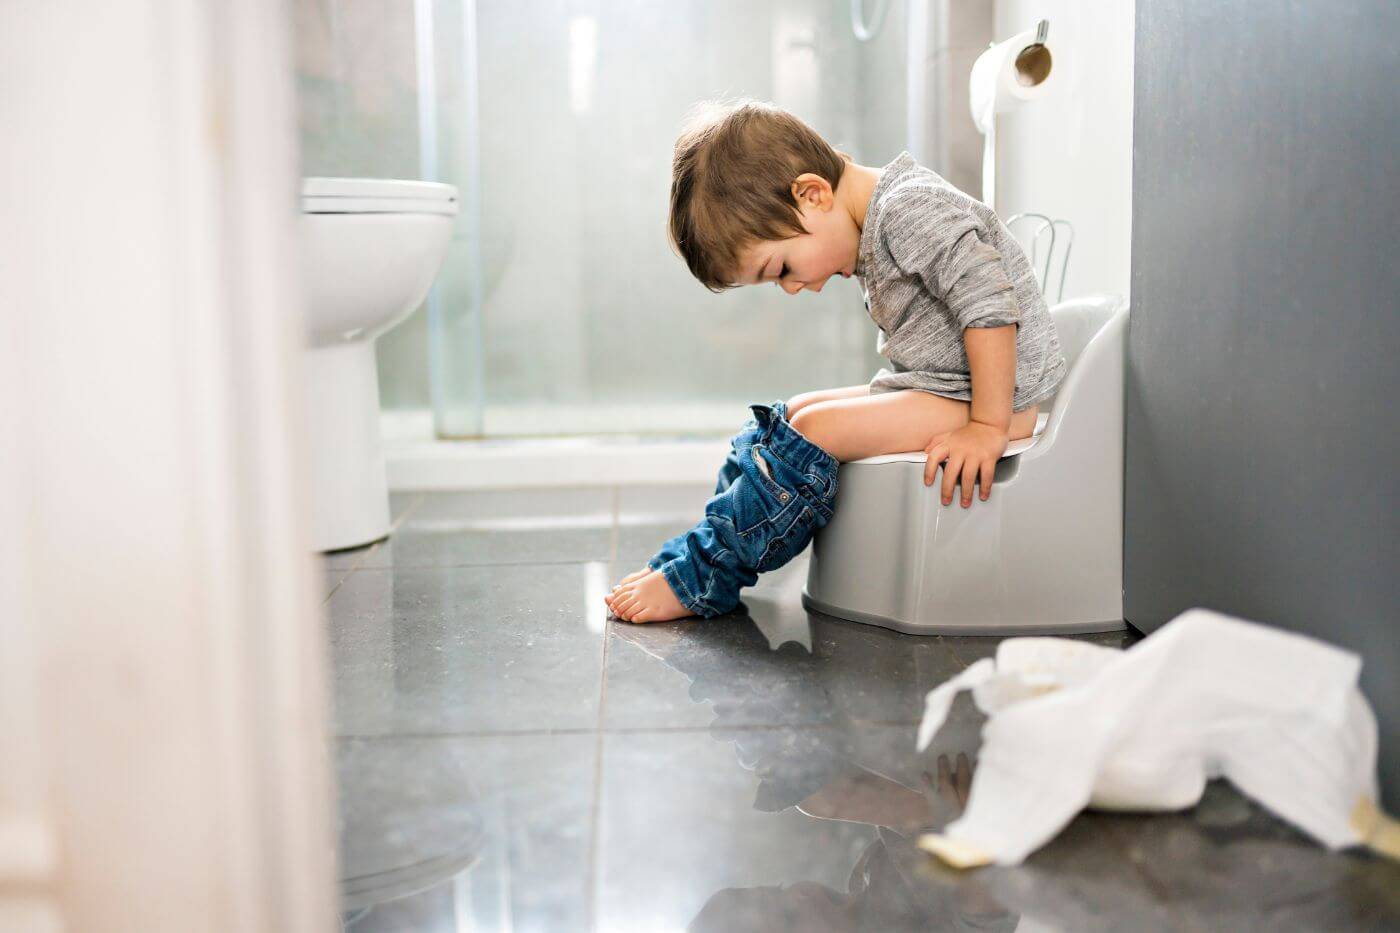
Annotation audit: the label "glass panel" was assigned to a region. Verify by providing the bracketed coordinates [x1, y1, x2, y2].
[468, 0, 899, 437]
[294, 0, 911, 438]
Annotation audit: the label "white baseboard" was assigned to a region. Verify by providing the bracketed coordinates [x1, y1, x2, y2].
[382, 409, 732, 490]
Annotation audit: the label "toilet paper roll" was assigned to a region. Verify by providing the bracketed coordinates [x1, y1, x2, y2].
[968, 21, 1056, 211]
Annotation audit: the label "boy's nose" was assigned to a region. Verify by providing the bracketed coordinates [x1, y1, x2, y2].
[781, 280, 803, 295]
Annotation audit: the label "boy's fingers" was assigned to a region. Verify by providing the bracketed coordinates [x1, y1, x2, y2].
[923, 445, 947, 486]
[961, 461, 978, 506]
[942, 456, 963, 504]
[980, 460, 995, 500]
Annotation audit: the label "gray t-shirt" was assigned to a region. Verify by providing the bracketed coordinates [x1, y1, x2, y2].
[854, 152, 1066, 412]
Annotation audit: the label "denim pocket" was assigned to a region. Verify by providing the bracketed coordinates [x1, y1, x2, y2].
[750, 445, 795, 508]
[756, 505, 816, 572]
[801, 468, 834, 501]
[708, 445, 790, 541]
[760, 444, 837, 506]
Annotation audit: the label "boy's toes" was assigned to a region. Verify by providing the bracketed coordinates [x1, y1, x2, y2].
[610, 591, 638, 620]
[607, 568, 652, 609]
[611, 571, 691, 624]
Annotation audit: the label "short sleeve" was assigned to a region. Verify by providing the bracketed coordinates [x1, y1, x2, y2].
[879, 189, 1021, 329]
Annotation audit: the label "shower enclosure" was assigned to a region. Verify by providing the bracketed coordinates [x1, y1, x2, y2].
[295, 0, 988, 440]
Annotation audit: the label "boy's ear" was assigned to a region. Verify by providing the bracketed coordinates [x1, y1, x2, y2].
[790, 173, 834, 210]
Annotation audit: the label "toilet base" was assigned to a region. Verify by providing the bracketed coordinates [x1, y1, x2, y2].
[303, 341, 392, 552]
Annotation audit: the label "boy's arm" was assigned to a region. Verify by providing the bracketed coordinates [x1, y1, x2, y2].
[880, 189, 1027, 504]
[964, 324, 1017, 434]
[880, 189, 1023, 337]
[919, 324, 1017, 507]
[921, 326, 1015, 506]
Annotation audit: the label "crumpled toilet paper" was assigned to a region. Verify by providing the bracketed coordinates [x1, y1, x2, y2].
[914, 608, 1400, 868]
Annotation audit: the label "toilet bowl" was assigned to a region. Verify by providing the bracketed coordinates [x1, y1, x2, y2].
[803, 294, 1129, 635]
[299, 177, 458, 552]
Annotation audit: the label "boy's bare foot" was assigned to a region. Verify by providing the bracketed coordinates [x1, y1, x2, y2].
[604, 566, 650, 611]
[607, 568, 694, 623]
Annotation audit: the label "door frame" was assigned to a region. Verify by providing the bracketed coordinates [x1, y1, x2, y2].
[0, 2, 337, 929]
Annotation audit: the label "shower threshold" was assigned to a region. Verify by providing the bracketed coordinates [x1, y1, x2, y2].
[381, 408, 731, 490]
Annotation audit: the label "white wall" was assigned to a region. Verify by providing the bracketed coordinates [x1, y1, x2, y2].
[993, 0, 1135, 301]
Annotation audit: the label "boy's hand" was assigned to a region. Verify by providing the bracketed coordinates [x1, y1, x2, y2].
[923, 421, 1009, 506]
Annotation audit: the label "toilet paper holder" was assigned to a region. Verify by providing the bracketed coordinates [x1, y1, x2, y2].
[971, 19, 1057, 211]
[1014, 19, 1052, 87]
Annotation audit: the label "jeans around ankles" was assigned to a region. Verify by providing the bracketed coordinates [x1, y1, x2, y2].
[710, 398, 780, 497]
[646, 399, 841, 618]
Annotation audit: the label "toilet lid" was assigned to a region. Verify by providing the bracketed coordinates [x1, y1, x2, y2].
[302, 177, 459, 215]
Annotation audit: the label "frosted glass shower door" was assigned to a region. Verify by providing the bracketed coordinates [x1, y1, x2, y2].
[446, 0, 898, 438]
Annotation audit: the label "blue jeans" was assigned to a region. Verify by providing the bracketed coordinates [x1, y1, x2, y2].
[646, 399, 841, 618]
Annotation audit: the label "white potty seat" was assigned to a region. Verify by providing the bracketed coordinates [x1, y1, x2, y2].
[802, 294, 1129, 635]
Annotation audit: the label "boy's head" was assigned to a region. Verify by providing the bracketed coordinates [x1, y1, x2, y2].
[668, 99, 861, 295]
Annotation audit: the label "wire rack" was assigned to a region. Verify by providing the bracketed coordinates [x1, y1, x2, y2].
[1005, 213, 1074, 304]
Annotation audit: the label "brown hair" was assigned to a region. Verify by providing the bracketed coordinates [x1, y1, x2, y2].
[668, 99, 850, 293]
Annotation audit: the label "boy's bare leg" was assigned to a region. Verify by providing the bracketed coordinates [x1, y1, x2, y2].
[788, 389, 1038, 463]
[784, 383, 871, 419]
[604, 384, 871, 619]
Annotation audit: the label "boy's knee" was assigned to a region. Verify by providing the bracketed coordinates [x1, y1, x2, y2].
[784, 392, 814, 419]
[788, 404, 839, 457]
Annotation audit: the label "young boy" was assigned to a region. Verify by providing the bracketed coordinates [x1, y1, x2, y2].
[605, 98, 1066, 624]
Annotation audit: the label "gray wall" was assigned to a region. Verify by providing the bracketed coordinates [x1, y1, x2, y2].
[1128, 1, 1399, 802]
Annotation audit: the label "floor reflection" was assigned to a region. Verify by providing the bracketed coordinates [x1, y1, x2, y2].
[326, 493, 1400, 932]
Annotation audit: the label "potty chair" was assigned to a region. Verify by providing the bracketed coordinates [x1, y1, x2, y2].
[802, 294, 1128, 635]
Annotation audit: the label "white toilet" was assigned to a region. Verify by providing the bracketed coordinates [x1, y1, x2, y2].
[299, 178, 458, 552]
[803, 294, 1129, 635]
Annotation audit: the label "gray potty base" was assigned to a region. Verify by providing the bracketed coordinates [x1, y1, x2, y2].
[800, 588, 1124, 637]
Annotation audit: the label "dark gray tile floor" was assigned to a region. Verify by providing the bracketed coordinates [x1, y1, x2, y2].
[324, 487, 1400, 932]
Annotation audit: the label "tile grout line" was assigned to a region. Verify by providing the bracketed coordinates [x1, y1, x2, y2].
[335, 556, 616, 574]
[586, 485, 622, 933]
[940, 635, 971, 671]
[388, 492, 427, 533]
[608, 486, 619, 567]
[332, 719, 925, 741]
[350, 492, 425, 573]
[322, 575, 347, 605]
[321, 493, 426, 604]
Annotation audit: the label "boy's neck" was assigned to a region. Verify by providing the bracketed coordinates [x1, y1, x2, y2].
[838, 161, 883, 232]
